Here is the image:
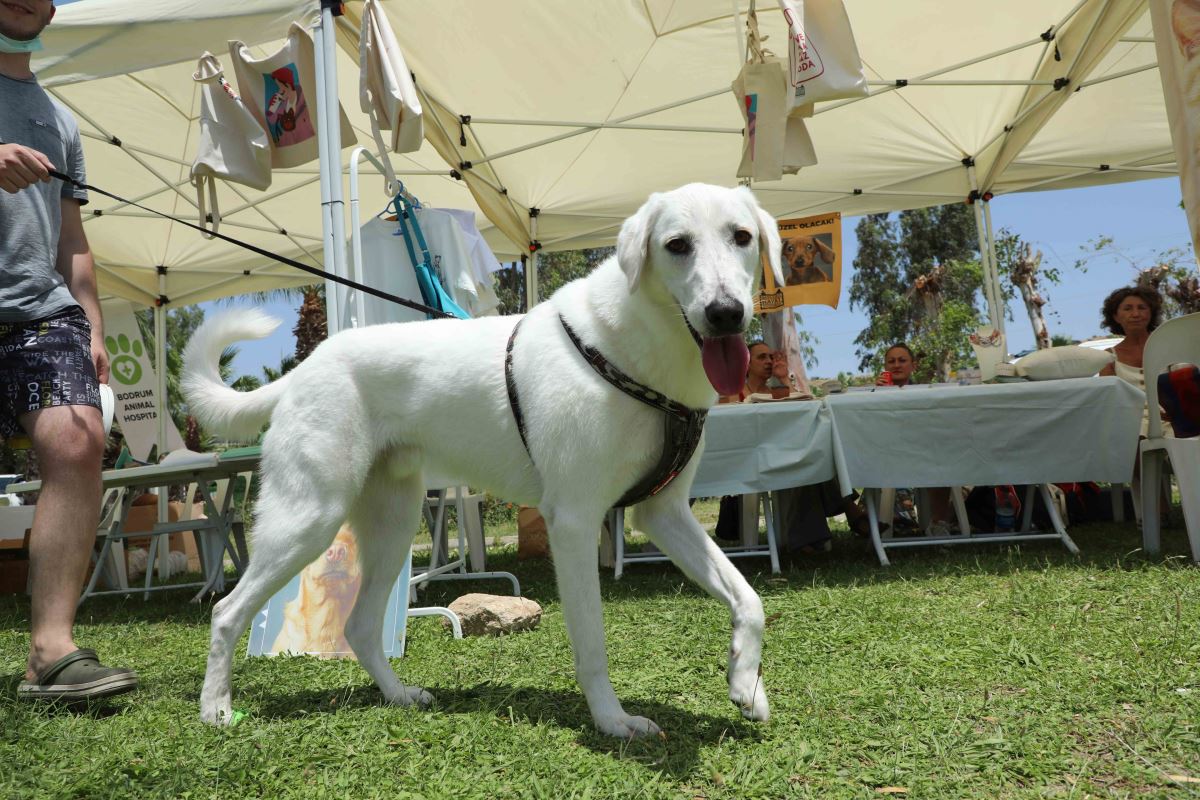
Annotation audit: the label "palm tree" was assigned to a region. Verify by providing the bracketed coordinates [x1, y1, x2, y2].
[293, 286, 327, 363]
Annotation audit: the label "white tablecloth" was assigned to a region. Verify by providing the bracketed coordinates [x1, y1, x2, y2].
[691, 400, 834, 497]
[825, 377, 1145, 492]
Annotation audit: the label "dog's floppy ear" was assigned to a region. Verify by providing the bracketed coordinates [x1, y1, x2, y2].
[814, 238, 836, 264]
[739, 187, 783, 288]
[616, 193, 663, 293]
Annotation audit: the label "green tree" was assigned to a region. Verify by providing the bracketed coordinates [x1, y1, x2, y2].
[1074, 237, 1200, 319]
[293, 285, 326, 363]
[849, 204, 982, 379]
[230, 354, 297, 393]
[135, 305, 238, 436]
[494, 248, 614, 314]
[992, 228, 1066, 350]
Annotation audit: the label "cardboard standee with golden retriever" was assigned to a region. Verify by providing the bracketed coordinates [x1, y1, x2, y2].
[246, 525, 412, 659]
[755, 211, 842, 312]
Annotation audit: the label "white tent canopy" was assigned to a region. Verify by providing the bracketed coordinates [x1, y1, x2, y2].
[34, 0, 1169, 310]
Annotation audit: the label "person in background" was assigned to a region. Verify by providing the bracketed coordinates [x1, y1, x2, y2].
[876, 343, 917, 387]
[1097, 285, 1175, 523]
[870, 343, 960, 533]
[745, 340, 775, 397]
[1098, 285, 1171, 437]
[766, 349, 800, 398]
[1, 0, 138, 702]
[715, 340, 866, 553]
[718, 340, 775, 404]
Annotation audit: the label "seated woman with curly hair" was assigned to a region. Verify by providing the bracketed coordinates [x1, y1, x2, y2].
[1098, 285, 1171, 436]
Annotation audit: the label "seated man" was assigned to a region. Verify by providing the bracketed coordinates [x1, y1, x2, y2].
[872, 343, 960, 534]
[714, 342, 866, 554]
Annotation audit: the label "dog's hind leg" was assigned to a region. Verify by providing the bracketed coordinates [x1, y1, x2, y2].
[541, 501, 662, 739]
[344, 456, 432, 709]
[633, 488, 770, 723]
[200, 493, 348, 725]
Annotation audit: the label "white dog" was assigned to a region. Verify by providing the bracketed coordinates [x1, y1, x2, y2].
[184, 183, 783, 738]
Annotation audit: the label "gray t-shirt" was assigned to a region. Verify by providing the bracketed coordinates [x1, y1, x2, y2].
[0, 71, 89, 322]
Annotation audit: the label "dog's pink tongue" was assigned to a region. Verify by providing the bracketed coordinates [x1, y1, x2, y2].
[701, 336, 750, 396]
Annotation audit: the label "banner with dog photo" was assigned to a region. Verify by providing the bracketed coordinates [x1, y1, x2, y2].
[755, 211, 842, 311]
[247, 525, 412, 659]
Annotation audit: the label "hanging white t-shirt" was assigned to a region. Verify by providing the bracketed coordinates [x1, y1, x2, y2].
[412, 208, 500, 317]
[355, 216, 427, 327]
[439, 208, 506, 285]
[354, 210, 499, 324]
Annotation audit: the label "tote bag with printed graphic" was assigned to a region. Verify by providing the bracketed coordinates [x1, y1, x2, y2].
[229, 22, 355, 169]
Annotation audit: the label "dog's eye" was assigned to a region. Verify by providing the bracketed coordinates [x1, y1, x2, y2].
[733, 229, 753, 247]
[665, 238, 691, 255]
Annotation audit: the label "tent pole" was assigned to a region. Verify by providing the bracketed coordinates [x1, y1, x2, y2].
[966, 162, 1004, 335]
[315, 0, 347, 336]
[526, 212, 539, 310]
[154, 284, 168, 461]
[154, 285, 170, 577]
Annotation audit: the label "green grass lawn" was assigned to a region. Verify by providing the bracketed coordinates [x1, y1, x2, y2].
[2, 518, 1199, 799]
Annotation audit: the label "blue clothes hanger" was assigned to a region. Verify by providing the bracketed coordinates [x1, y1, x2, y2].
[390, 192, 470, 321]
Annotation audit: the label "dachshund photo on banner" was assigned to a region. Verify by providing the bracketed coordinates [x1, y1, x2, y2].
[756, 212, 842, 311]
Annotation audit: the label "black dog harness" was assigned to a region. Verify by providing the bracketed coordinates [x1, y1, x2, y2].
[505, 314, 708, 507]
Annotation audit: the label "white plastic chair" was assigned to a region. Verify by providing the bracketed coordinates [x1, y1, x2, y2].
[1140, 312, 1200, 562]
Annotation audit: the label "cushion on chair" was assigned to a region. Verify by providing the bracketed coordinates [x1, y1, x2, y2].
[1015, 345, 1114, 380]
[1158, 365, 1200, 439]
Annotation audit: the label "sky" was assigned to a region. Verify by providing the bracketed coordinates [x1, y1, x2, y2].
[213, 175, 1195, 383]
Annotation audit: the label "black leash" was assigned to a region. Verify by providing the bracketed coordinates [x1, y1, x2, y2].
[48, 169, 453, 319]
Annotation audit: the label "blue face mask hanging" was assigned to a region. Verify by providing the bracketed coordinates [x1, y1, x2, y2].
[0, 33, 44, 54]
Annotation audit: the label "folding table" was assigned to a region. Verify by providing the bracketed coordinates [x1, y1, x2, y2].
[8, 451, 260, 602]
[825, 377, 1145, 565]
[604, 399, 836, 577]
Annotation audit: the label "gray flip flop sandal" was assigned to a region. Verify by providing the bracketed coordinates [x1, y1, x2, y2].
[17, 648, 139, 702]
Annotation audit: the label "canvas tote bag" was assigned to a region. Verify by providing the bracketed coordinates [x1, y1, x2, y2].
[779, 0, 867, 106]
[229, 22, 355, 169]
[358, 0, 423, 194]
[360, 0, 423, 155]
[190, 53, 273, 237]
[733, 2, 817, 180]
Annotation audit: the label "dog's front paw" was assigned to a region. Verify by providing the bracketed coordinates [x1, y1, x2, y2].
[386, 685, 434, 708]
[200, 700, 235, 726]
[729, 677, 769, 722]
[595, 712, 662, 739]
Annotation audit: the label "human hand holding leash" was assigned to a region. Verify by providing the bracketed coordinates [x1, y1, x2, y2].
[0, 142, 53, 193]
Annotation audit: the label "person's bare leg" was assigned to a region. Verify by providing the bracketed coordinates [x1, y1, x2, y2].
[21, 404, 105, 682]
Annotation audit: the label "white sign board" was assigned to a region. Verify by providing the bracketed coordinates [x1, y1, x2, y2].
[101, 302, 184, 460]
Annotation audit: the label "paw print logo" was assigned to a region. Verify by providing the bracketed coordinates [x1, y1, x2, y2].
[105, 334, 144, 386]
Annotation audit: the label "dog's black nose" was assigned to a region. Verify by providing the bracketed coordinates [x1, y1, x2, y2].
[704, 298, 745, 335]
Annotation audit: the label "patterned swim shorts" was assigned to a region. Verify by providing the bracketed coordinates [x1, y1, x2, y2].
[0, 307, 102, 440]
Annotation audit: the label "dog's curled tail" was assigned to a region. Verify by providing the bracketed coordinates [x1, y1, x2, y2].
[182, 309, 292, 442]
